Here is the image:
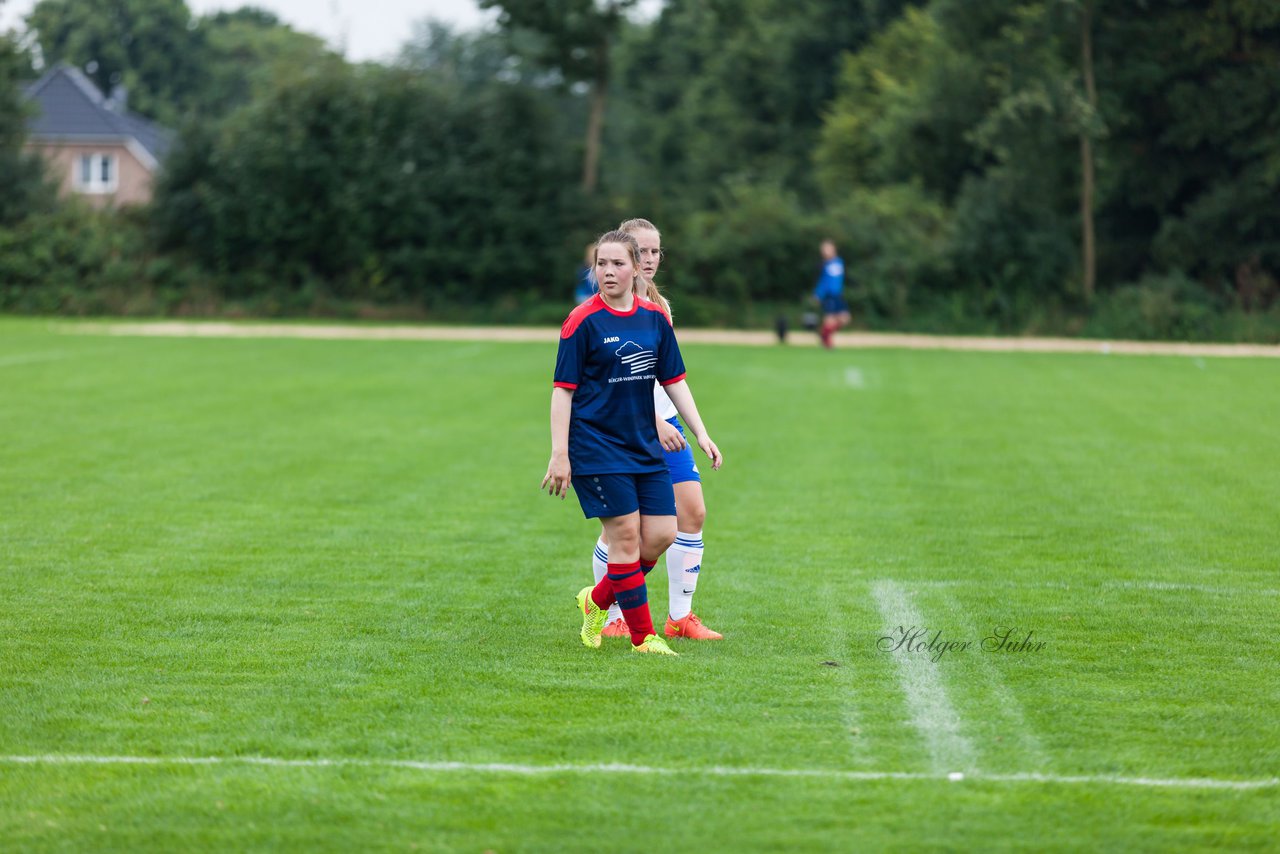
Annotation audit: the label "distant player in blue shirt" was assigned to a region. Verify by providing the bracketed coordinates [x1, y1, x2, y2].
[814, 239, 851, 349]
[542, 230, 723, 655]
[573, 242, 597, 303]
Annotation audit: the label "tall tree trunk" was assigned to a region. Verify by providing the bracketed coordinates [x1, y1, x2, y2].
[581, 36, 609, 195]
[1079, 0, 1097, 302]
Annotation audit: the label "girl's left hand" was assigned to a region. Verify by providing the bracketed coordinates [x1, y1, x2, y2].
[541, 453, 572, 499]
[697, 436, 722, 470]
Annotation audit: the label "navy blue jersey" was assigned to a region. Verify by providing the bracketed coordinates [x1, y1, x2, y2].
[553, 294, 687, 475]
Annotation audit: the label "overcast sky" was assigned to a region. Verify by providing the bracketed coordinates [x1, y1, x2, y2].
[1, 0, 496, 63]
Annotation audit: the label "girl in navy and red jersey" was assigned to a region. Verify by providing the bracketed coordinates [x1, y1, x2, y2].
[542, 230, 723, 655]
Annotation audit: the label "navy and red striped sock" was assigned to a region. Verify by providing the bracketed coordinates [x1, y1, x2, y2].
[619, 561, 657, 644]
[590, 560, 658, 645]
[589, 560, 629, 611]
[592, 560, 653, 644]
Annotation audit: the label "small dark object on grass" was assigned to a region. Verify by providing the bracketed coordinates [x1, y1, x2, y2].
[820, 660, 840, 667]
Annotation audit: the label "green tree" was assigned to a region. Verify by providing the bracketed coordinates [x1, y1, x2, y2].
[397, 19, 552, 89]
[26, 0, 204, 122]
[1097, 1, 1280, 297]
[817, 1, 1095, 323]
[194, 7, 332, 115]
[815, 6, 981, 200]
[608, 0, 898, 210]
[153, 61, 583, 302]
[1077, 0, 1097, 301]
[479, 0, 640, 194]
[0, 18, 53, 226]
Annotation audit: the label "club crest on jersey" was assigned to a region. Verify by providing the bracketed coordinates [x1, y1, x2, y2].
[615, 341, 657, 374]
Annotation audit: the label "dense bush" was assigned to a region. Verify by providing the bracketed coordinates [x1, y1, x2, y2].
[662, 180, 818, 325]
[0, 204, 235, 315]
[1086, 272, 1225, 342]
[153, 61, 587, 305]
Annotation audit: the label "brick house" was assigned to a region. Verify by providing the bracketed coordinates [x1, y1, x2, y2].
[23, 64, 172, 207]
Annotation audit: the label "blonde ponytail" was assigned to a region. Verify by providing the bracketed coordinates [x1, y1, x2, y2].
[636, 274, 672, 320]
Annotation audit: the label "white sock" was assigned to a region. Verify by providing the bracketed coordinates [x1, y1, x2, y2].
[667, 530, 703, 621]
[592, 537, 622, 623]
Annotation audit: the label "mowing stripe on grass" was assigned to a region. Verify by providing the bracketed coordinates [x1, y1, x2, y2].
[938, 590, 1051, 772]
[871, 580, 978, 774]
[0, 350, 69, 367]
[910, 579, 1280, 597]
[822, 581, 869, 766]
[1, 756, 1274, 791]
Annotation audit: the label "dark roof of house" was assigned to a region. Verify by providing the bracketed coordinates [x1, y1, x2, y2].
[23, 64, 173, 164]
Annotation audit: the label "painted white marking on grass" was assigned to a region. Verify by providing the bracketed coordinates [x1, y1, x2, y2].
[0, 350, 69, 367]
[871, 580, 978, 774]
[1, 755, 1274, 790]
[844, 367, 865, 388]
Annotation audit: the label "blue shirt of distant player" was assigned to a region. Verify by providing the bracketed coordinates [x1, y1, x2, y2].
[553, 294, 687, 475]
[574, 264, 598, 303]
[815, 256, 846, 315]
[814, 256, 845, 301]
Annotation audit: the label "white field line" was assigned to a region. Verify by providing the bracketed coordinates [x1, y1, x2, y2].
[871, 580, 978, 774]
[1, 755, 1274, 791]
[844, 367, 865, 388]
[55, 321, 1280, 358]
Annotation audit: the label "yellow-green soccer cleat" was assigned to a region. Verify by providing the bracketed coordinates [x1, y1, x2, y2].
[576, 586, 609, 649]
[631, 634, 679, 656]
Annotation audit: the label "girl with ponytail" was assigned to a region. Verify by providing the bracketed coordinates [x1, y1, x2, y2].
[588, 218, 724, 642]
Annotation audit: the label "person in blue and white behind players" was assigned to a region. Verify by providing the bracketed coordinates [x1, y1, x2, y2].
[574, 242, 597, 303]
[591, 218, 724, 641]
[543, 229, 722, 654]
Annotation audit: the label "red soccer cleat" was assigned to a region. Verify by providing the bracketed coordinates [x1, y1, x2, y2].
[664, 612, 723, 640]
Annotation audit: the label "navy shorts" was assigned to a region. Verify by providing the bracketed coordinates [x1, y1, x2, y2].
[663, 417, 701, 485]
[821, 295, 849, 315]
[573, 470, 676, 519]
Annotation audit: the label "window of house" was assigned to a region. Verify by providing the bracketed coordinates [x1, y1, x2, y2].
[73, 153, 118, 194]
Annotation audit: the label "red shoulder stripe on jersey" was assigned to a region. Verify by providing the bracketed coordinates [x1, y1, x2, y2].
[659, 372, 687, 387]
[553, 381, 578, 390]
[561, 295, 609, 339]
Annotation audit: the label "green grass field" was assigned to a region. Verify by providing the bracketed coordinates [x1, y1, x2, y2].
[2, 317, 1278, 851]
